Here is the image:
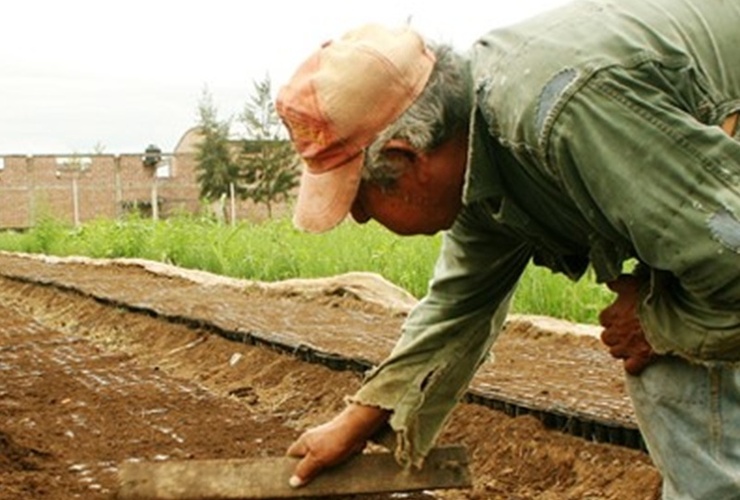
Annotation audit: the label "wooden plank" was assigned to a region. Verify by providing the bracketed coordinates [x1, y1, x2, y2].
[117, 445, 471, 499]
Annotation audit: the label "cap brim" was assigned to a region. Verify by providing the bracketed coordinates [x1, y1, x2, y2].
[292, 153, 364, 233]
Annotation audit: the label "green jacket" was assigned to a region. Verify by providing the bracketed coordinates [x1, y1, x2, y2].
[351, 0, 740, 468]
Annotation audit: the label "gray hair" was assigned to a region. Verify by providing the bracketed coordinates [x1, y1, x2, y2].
[362, 42, 471, 186]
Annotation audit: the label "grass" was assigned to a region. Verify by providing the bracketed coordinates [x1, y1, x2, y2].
[0, 214, 614, 324]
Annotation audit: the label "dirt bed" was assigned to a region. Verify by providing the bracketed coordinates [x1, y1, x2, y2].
[0, 253, 661, 499]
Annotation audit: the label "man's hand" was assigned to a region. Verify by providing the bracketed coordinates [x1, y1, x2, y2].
[286, 403, 390, 488]
[599, 274, 657, 375]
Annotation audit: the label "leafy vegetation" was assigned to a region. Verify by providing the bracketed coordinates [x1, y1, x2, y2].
[193, 78, 299, 220]
[0, 215, 614, 324]
[238, 76, 299, 218]
[194, 87, 242, 205]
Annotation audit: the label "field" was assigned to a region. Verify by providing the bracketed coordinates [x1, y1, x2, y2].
[0, 252, 661, 499]
[0, 216, 616, 324]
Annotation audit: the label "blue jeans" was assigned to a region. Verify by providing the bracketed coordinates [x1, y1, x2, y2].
[627, 356, 740, 499]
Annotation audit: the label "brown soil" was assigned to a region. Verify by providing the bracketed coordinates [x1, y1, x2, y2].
[0, 253, 661, 499]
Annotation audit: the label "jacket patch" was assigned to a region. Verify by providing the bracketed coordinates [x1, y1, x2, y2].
[708, 208, 740, 252]
[535, 68, 577, 137]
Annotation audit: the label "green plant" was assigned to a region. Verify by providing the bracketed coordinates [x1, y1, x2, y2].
[238, 76, 299, 218]
[194, 87, 242, 213]
[0, 215, 615, 324]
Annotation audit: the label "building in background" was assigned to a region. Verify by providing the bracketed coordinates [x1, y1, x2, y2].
[0, 128, 294, 229]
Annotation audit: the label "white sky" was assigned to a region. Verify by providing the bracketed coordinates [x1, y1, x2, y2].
[0, 0, 571, 155]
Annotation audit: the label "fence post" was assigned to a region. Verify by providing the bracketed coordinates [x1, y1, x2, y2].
[26, 155, 35, 228]
[229, 182, 236, 227]
[114, 155, 123, 219]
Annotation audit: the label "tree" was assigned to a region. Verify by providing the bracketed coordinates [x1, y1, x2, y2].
[194, 87, 243, 207]
[237, 75, 299, 218]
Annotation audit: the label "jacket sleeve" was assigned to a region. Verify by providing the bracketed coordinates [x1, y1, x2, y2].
[548, 67, 740, 362]
[349, 202, 531, 468]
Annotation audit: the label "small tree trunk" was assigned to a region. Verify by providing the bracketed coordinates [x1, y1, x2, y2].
[229, 183, 236, 227]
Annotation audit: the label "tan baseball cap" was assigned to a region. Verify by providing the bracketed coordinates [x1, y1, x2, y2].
[276, 24, 435, 233]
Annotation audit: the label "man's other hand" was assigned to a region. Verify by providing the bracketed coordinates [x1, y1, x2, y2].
[286, 403, 390, 488]
[599, 274, 656, 375]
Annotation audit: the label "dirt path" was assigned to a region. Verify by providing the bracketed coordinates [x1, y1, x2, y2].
[0, 253, 661, 499]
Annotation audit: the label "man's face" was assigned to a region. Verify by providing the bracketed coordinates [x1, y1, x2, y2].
[350, 130, 469, 236]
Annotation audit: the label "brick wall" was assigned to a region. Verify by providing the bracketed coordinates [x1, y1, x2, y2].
[0, 128, 295, 229]
[0, 152, 203, 229]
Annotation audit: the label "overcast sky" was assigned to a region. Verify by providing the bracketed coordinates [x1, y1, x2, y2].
[0, 0, 571, 155]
